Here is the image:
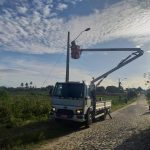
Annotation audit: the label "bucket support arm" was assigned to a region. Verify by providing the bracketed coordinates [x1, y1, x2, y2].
[81, 48, 144, 86]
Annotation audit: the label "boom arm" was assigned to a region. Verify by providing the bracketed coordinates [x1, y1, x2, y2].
[81, 48, 144, 86]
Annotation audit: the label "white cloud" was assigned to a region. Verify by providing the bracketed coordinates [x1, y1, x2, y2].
[43, 5, 51, 17]
[123, 76, 145, 88]
[0, 0, 150, 54]
[64, 0, 83, 5]
[57, 3, 68, 11]
[17, 7, 28, 14]
[136, 44, 143, 48]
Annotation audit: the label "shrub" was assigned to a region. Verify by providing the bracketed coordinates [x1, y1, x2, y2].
[0, 90, 9, 101]
[0, 89, 51, 127]
[0, 104, 11, 124]
[127, 90, 137, 99]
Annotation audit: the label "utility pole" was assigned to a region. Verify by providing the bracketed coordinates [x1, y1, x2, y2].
[66, 31, 70, 82]
[65, 28, 90, 82]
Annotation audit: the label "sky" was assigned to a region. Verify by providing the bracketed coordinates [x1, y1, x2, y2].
[0, 0, 150, 88]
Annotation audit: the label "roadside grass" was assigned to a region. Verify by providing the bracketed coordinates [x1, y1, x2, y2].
[0, 90, 51, 127]
[111, 97, 136, 111]
[0, 120, 74, 150]
[0, 90, 137, 150]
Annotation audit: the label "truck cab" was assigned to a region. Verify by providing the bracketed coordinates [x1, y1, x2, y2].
[51, 82, 90, 122]
[51, 81, 111, 126]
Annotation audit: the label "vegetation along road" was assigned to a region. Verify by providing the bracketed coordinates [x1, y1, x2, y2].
[37, 95, 150, 150]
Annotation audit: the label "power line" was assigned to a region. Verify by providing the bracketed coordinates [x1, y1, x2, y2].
[41, 50, 65, 87]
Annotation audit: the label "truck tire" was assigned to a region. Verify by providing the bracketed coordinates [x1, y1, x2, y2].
[85, 111, 92, 127]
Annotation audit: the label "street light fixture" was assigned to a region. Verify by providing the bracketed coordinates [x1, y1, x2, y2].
[66, 28, 91, 82]
[73, 28, 91, 42]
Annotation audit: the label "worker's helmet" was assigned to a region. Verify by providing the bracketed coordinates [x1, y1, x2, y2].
[71, 41, 81, 59]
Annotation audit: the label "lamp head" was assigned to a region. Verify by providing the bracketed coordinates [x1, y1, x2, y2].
[84, 28, 90, 31]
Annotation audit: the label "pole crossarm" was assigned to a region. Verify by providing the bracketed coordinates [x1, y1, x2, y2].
[80, 48, 144, 85]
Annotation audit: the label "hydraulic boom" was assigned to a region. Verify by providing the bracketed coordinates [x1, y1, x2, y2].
[71, 41, 144, 86]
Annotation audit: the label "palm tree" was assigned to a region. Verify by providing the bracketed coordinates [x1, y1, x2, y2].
[25, 82, 28, 88]
[30, 81, 33, 88]
[20, 83, 24, 88]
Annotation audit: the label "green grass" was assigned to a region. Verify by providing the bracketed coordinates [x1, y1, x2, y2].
[111, 97, 136, 111]
[0, 89, 53, 150]
[0, 90, 51, 128]
[0, 120, 73, 150]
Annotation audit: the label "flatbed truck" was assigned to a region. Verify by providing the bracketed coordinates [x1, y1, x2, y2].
[51, 81, 111, 126]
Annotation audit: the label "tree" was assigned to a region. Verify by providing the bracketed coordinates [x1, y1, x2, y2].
[96, 86, 105, 94]
[146, 89, 150, 100]
[127, 89, 137, 99]
[20, 83, 24, 88]
[25, 82, 28, 88]
[136, 87, 143, 94]
[30, 81, 33, 88]
[106, 86, 120, 93]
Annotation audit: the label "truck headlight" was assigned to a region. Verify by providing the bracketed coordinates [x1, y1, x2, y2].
[52, 107, 56, 112]
[76, 109, 83, 115]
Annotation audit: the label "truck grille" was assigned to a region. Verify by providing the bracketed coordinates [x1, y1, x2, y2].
[56, 109, 74, 118]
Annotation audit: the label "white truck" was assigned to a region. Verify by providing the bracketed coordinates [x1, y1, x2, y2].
[51, 81, 111, 126]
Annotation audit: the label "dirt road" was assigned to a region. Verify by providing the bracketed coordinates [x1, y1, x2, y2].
[38, 95, 150, 150]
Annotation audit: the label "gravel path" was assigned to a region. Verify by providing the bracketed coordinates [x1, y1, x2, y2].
[38, 95, 150, 150]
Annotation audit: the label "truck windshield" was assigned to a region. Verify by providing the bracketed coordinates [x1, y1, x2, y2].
[53, 83, 84, 99]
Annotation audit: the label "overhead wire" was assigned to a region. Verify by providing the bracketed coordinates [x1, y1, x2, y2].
[74, 55, 94, 80]
[41, 47, 66, 87]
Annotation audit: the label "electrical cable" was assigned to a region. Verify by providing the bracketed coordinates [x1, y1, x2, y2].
[41, 48, 66, 87]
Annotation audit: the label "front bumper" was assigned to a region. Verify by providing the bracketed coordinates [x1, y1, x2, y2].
[50, 112, 86, 122]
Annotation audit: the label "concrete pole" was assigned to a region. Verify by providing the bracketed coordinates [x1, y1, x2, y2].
[66, 32, 70, 82]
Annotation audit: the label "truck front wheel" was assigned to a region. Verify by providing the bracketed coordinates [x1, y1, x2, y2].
[85, 111, 92, 127]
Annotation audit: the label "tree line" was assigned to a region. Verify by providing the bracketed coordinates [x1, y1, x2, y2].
[96, 85, 143, 94]
[20, 81, 33, 88]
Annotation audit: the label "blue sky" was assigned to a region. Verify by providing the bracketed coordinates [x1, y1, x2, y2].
[0, 0, 150, 88]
